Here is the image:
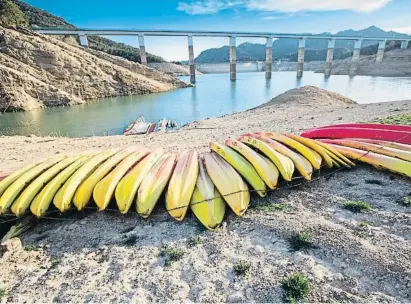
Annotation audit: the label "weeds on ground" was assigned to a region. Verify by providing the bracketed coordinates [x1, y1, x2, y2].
[401, 197, 411, 207]
[343, 201, 372, 213]
[373, 113, 411, 126]
[0, 288, 5, 300]
[288, 232, 314, 252]
[187, 236, 202, 247]
[281, 272, 311, 303]
[358, 221, 369, 228]
[50, 258, 62, 268]
[251, 202, 288, 212]
[233, 260, 251, 276]
[160, 246, 184, 266]
[23, 243, 41, 251]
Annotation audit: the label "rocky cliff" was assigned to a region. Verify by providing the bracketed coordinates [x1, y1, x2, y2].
[0, 26, 188, 112]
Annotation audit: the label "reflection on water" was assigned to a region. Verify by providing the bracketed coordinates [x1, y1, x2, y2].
[1, 71, 411, 137]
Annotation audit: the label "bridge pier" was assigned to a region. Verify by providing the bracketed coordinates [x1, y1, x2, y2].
[297, 38, 306, 78]
[187, 35, 196, 84]
[229, 36, 236, 81]
[376, 40, 386, 63]
[350, 39, 362, 75]
[324, 38, 335, 77]
[138, 35, 147, 65]
[79, 34, 89, 47]
[265, 36, 273, 79]
[401, 40, 409, 49]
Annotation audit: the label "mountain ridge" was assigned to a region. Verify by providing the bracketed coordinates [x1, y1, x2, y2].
[195, 26, 410, 63]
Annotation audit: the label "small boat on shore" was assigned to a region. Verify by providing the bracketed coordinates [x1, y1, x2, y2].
[123, 116, 177, 136]
[123, 116, 151, 136]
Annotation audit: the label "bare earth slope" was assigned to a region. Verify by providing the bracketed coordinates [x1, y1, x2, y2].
[0, 87, 410, 302]
[331, 49, 411, 76]
[0, 26, 188, 112]
[148, 62, 203, 76]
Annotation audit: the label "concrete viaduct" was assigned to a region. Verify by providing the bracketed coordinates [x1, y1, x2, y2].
[35, 29, 411, 84]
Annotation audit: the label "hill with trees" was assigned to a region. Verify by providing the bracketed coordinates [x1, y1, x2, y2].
[7, 0, 163, 63]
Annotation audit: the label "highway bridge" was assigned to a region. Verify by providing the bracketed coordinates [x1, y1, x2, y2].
[35, 28, 411, 84]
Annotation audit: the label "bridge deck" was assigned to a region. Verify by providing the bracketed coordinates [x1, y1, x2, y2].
[35, 28, 410, 41]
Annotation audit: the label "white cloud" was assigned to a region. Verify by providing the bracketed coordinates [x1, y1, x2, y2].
[177, 0, 391, 15]
[247, 0, 391, 13]
[262, 12, 311, 20]
[387, 26, 411, 35]
[177, 0, 242, 15]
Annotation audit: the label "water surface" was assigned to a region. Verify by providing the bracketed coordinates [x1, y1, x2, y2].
[1, 71, 411, 137]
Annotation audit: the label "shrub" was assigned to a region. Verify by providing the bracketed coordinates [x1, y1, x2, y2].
[288, 232, 314, 252]
[160, 246, 184, 266]
[0, 0, 28, 27]
[187, 236, 202, 247]
[233, 260, 251, 276]
[281, 272, 311, 303]
[343, 201, 372, 213]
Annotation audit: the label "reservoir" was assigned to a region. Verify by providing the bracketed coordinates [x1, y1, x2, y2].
[1, 71, 411, 137]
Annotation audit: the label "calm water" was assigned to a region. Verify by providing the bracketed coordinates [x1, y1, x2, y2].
[2, 71, 411, 137]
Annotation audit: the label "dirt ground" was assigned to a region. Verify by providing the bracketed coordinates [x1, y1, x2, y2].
[0, 86, 410, 302]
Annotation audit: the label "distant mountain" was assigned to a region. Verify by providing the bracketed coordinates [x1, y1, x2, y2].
[10, 0, 163, 63]
[195, 26, 410, 63]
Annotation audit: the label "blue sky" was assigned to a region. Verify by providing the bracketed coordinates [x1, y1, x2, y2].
[25, 0, 411, 61]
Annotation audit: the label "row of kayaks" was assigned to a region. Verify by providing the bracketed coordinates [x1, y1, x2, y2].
[301, 123, 411, 144]
[301, 123, 411, 177]
[1, 124, 410, 231]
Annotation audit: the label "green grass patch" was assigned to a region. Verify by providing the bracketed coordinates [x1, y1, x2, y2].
[160, 246, 185, 266]
[281, 272, 311, 303]
[358, 221, 369, 228]
[187, 236, 202, 247]
[288, 232, 314, 252]
[252, 202, 288, 212]
[401, 197, 411, 207]
[0, 288, 5, 300]
[233, 260, 251, 276]
[343, 201, 372, 213]
[23, 243, 41, 251]
[373, 113, 411, 126]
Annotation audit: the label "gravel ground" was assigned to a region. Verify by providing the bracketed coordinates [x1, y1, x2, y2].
[0, 86, 410, 303]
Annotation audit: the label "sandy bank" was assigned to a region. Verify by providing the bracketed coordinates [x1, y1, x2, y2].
[0, 86, 410, 302]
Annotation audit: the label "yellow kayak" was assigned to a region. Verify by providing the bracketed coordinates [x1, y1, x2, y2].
[93, 149, 150, 211]
[137, 153, 177, 218]
[210, 141, 266, 196]
[203, 152, 249, 216]
[225, 139, 279, 189]
[0, 155, 66, 214]
[115, 149, 164, 214]
[190, 159, 226, 231]
[238, 134, 295, 181]
[53, 151, 115, 212]
[11, 156, 80, 216]
[166, 150, 199, 221]
[73, 149, 135, 210]
[30, 155, 91, 217]
[0, 158, 47, 197]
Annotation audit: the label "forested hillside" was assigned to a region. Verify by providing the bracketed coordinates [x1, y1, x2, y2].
[8, 0, 163, 63]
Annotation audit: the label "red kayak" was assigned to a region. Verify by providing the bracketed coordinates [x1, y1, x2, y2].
[312, 123, 411, 132]
[301, 127, 411, 145]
